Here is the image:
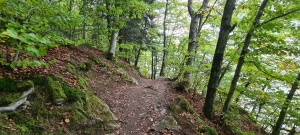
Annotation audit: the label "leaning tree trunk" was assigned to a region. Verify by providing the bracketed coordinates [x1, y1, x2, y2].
[203, 0, 236, 120]
[183, 0, 209, 86]
[271, 73, 300, 135]
[220, 0, 269, 124]
[159, 0, 169, 76]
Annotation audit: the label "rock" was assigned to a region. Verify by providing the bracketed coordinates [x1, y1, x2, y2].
[46, 77, 67, 105]
[17, 80, 34, 91]
[117, 68, 139, 85]
[73, 92, 120, 130]
[151, 115, 179, 131]
[130, 77, 139, 85]
[169, 96, 218, 135]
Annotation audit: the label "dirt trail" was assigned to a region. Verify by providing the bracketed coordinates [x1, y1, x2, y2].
[96, 78, 176, 135]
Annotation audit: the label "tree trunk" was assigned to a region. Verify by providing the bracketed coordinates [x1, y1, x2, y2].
[107, 31, 119, 60]
[271, 73, 300, 135]
[220, 0, 269, 124]
[159, 0, 169, 76]
[183, 0, 209, 84]
[134, 47, 141, 67]
[203, 0, 236, 120]
[82, 0, 87, 40]
[105, 1, 119, 60]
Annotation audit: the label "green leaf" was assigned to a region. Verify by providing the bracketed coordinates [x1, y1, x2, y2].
[5, 29, 19, 39]
[26, 46, 40, 56]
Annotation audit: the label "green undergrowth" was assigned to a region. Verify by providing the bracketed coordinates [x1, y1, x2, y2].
[0, 68, 115, 134]
[170, 95, 217, 135]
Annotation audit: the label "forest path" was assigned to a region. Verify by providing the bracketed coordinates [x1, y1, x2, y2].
[96, 78, 176, 135]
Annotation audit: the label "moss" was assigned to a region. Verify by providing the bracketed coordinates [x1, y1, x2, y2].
[169, 96, 217, 135]
[199, 126, 218, 135]
[78, 62, 93, 71]
[0, 92, 22, 106]
[89, 56, 107, 68]
[30, 75, 48, 85]
[77, 76, 89, 90]
[46, 77, 67, 104]
[66, 64, 77, 74]
[0, 77, 18, 92]
[62, 83, 85, 102]
[17, 80, 34, 91]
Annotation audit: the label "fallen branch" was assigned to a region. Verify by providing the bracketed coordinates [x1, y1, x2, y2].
[0, 87, 34, 112]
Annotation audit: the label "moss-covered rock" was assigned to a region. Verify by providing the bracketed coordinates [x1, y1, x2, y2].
[17, 80, 34, 91]
[0, 93, 22, 106]
[170, 96, 218, 135]
[46, 77, 67, 105]
[151, 115, 178, 131]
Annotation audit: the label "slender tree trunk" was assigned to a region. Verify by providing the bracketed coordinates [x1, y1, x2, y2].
[271, 73, 300, 135]
[183, 0, 209, 85]
[160, 0, 169, 76]
[220, 0, 269, 124]
[203, 0, 236, 120]
[82, 0, 87, 40]
[134, 47, 141, 67]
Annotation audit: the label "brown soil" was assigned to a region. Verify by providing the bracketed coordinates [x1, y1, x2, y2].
[0, 45, 266, 135]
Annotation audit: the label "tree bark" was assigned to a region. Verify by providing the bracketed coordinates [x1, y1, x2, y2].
[183, 0, 209, 83]
[203, 0, 236, 120]
[220, 0, 269, 123]
[107, 31, 119, 60]
[82, 0, 87, 40]
[134, 47, 141, 67]
[159, 0, 169, 76]
[271, 73, 300, 135]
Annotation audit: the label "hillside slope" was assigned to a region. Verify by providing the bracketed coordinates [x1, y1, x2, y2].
[0, 46, 263, 135]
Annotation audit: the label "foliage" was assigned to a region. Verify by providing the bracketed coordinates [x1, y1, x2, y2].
[0, 0, 81, 68]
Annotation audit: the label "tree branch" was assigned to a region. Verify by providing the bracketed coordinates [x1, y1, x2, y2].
[250, 61, 286, 82]
[258, 9, 300, 27]
[187, 0, 194, 16]
[198, 0, 218, 34]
